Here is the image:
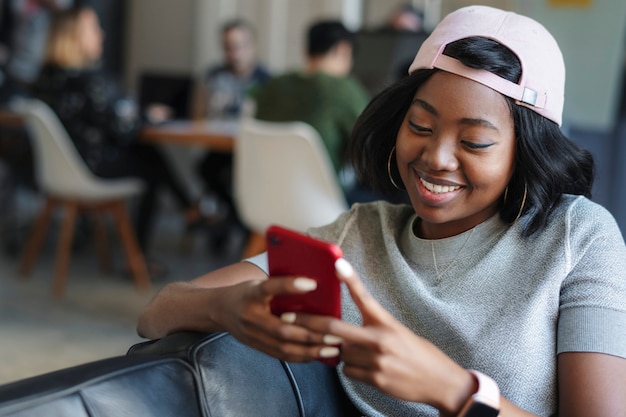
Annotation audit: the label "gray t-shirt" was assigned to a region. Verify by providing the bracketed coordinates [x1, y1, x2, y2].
[247, 195, 626, 416]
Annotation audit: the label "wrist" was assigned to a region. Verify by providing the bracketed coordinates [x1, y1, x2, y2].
[438, 369, 476, 417]
[204, 286, 229, 332]
[450, 370, 500, 417]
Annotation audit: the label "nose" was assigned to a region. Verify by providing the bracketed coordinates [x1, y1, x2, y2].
[422, 135, 459, 172]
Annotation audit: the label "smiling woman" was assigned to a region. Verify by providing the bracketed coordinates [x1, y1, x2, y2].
[397, 71, 516, 239]
[136, 6, 626, 417]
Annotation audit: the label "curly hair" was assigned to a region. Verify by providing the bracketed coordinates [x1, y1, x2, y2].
[349, 37, 594, 237]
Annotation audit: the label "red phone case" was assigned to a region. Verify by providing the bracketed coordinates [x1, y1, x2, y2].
[266, 225, 343, 366]
[266, 225, 343, 319]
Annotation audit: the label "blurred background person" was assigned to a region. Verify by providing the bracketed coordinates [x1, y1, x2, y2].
[192, 18, 271, 121]
[252, 20, 368, 176]
[386, 2, 426, 33]
[193, 18, 271, 255]
[384, 3, 429, 81]
[0, 0, 74, 256]
[32, 5, 205, 276]
[0, 0, 73, 103]
[251, 20, 396, 205]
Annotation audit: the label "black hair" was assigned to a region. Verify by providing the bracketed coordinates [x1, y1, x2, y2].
[349, 37, 594, 237]
[307, 20, 355, 57]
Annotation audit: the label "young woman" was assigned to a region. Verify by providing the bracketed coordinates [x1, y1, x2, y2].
[33, 6, 202, 258]
[137, 6, 625, 416]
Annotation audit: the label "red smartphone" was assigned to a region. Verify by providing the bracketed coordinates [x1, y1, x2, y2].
[266, 225, 343, 319]
[266, 225, 343, 366]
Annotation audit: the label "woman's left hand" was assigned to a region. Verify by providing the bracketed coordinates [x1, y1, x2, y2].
[293, 259, 474, 411]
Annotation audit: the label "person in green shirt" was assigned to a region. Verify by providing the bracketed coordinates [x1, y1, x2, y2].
[251, 20, 373, 202]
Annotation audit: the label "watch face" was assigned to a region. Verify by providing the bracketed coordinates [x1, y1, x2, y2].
[465, 402, 499, 417]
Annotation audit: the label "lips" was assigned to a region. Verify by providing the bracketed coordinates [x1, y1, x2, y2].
[413, 169, 464, 205]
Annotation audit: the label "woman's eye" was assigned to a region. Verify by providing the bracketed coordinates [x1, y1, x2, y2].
[408, 120, 431, 134]
[462, 140, 493, 150]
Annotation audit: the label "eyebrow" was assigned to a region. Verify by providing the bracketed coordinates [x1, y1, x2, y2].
[412, 98, 438, 116]
[411, 98, 500, 132]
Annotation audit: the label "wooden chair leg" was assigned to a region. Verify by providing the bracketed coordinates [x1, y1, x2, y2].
[91, 212, 112, 273]
[52, 201, 78, 299]
[241, 231, 266, 259]
[110, 200, 150, 292]
[19, 197, 56, 277]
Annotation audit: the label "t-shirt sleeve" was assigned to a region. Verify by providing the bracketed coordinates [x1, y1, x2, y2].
[242, 252, 268, 274]
[242, 207, 360, 273]
[557, 199, 626, 358]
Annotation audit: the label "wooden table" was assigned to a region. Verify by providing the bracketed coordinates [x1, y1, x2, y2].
[1, 111, 238, 152]
[140, 119, 237, 151]
[0, 108, 25, 128]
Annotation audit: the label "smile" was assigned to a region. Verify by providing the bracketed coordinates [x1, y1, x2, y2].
[419, 177, 461, 194]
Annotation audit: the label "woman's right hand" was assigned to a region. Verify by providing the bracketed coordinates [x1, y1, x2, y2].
[138, 261, 340, 363]
[208, 276, 340, 363]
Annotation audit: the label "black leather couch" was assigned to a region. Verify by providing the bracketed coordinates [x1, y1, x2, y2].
[0, 332, 361, 417]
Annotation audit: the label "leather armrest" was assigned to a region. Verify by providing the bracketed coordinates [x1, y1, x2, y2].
[0, 356, 204, 417]
[128, 332, 361, 417]
[127, 331, 213, 358]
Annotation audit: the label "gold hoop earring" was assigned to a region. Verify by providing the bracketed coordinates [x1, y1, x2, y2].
[387, 146, 404, 191]
[503, 186, 509, 204]
[512, 183, 528, 223]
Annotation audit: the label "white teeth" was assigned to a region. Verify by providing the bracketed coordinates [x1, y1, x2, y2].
[420, 178, 461, 194]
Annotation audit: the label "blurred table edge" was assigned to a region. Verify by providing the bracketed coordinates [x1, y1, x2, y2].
[140, 119, 237, 152]
[1, 111, 237, 152]
[0, 108, 25, 128]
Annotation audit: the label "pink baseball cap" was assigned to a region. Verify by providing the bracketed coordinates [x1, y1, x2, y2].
[408, 5, 565, 126]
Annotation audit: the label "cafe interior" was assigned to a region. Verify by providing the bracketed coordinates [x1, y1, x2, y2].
[0, 0, 625, 386]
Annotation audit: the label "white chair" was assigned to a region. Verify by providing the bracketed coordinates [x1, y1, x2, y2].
[234, 118, 349, 258]
[11, 98, 150, 298]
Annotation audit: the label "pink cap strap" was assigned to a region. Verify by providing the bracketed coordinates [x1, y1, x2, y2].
[433, 54, 546, 109]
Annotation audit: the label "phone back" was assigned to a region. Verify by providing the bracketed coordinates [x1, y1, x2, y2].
[267, 225, 343, 318]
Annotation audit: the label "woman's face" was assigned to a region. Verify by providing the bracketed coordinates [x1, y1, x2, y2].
[396, 71, 516, 239]
[78, 9, 104, 63]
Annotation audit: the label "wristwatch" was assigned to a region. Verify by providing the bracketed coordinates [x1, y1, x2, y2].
[456, 370, 500, 417]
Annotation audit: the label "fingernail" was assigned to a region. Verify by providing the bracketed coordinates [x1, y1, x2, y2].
[280, 312, 296, 323]
[323, 334, 343, 345]
[319, 346, 340, 358]
[294, 277, 317, 291]
[335, 258, 353, 279]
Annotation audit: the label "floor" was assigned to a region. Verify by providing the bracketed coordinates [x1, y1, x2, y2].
[0, 188, 244, 386]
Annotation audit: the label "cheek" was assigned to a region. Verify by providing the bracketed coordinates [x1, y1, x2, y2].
[465, 150, 515, 193]
[394, 125, 419, 163]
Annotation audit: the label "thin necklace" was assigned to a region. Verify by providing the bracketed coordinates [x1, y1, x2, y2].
[431, 228, 475, 283]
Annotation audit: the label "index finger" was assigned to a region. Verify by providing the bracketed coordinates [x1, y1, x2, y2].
[257, 276, 319, 298]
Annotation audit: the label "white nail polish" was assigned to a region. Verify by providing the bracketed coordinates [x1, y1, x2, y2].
[335, 258, 353, 279]
[294, 277, 317, 291]
[280, 312, 296, 323]
[323, 334, 343, 345]
[319, 346, 340, 358]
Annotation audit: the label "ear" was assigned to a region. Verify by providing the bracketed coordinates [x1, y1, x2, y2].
[333, 41, 353, 59]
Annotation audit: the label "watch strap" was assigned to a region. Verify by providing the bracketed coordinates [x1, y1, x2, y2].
[455, 370, 500, 417]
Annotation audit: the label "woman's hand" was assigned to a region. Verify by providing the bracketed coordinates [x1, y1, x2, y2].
[145, 103, 173, 123]
[289, 259, 474, 414]
[209, 275, 342, 363]
[138, 261, 341, 362]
